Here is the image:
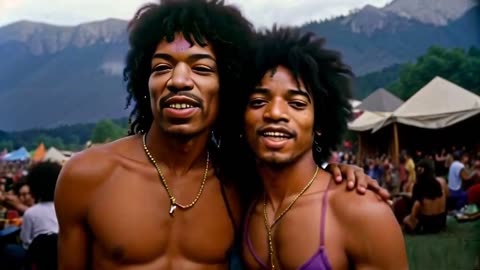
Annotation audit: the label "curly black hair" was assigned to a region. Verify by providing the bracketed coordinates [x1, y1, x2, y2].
[244, 26, 354, 165]
[26, 161, 62, 202]
[124, 0, 254, 138]
[412, 159, 442, 201]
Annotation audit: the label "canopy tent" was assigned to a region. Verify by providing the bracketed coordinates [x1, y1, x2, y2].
[3, 147, 30, 161]
[358, 77, 480, 164]
[349, 88, 403, 133]
[31, 143, 46, 162]
[375, 76, 480, 131]
[356, 88, 404, 112]
[43, 147, 69, 164]
[348, 111, 392, 132]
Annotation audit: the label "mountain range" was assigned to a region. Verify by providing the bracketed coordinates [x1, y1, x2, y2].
[0, 0, 478, 131]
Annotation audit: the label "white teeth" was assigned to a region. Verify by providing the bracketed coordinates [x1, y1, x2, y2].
[168, 103, 194, 109]
[263, 132, 289, 138]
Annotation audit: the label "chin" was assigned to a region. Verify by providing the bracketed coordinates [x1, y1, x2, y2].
[164, 123, 210, 138]
[166, 127, 198, 137]
[258, 153, 294, 167]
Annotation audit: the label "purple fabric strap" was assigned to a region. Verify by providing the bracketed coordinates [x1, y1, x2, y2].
[320, 178, 331, 247]
[244, 202, 269, 269]
[244, 178, 332, 270]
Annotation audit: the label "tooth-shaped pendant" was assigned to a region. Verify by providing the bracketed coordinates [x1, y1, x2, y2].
[169, 203, 177, 216]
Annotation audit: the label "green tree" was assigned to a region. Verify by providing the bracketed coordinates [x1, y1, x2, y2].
[389, 46, 480, 100]
[0, 140, 14, 151]
[91, 119, 126, 143]
[354, 64, 402, 99]
[33, 134, 65, 150]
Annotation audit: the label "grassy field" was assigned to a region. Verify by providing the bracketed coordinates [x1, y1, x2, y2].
[405, 216, 480, 270]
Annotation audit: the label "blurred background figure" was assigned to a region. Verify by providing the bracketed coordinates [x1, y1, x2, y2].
[403, 159, 447, 234]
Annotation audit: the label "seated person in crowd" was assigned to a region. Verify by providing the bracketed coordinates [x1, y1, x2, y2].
[448, 152, 476, 210]
[466, 159, 480, 208]
[20, 161, 61, 250]
[403, 159, 447, 234]
[403, 151, 416, 193]
[0, 179, 36, 215]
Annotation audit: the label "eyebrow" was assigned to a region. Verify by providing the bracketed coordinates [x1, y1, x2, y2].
[287, 89, 312, 103]
[152, 53, 216, 63]
[252, 87, 312, 103]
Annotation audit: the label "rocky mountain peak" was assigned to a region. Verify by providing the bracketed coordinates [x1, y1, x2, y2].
[384, 0, 477, 25]
[0, 19, 128, 55]
[341, 0, 477, 34]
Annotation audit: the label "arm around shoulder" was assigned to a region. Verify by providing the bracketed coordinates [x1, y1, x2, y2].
[338, 192, 408, 270]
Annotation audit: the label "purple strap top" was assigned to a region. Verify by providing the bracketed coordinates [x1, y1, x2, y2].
[244, 179, 333, 270]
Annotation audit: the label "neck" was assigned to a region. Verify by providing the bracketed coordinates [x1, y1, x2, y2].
[259, 152, 318, 211]
[145, 125, 210, 175]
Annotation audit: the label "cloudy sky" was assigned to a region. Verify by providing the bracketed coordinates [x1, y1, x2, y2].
[0, 0, 392, 27]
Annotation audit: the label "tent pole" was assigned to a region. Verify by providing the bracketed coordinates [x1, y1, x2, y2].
[393, 123, 400, 166]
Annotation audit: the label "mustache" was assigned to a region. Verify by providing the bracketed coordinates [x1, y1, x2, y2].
[159, 92, 204, 109]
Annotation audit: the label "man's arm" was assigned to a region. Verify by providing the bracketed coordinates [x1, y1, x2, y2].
[4, 194, 29, 214]
[326, 163, 391, 202]
[437, 177, 449, 197]
[403, 201, 421, 231]
[341, 192, 408, 270]
[55, 153, 95, 270]
[460, 168, 477, 182]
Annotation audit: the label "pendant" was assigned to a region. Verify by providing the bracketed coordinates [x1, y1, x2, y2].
[169, 203, 177, 216]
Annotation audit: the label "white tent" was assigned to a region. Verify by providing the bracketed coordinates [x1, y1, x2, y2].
[356, 88, 404, 112]
[349, 99, 362, 108]
[375, 76, 480, 130]
[43, 147, 69, 163]
[367, 76, 480, 164]
[348, 88, 403, 132]
[348, 111, 392, 131]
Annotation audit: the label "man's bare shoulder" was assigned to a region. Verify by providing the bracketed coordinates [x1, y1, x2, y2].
[55, 136, 145, 220]
[328, 181, 406, 263]
[59, 135, 142, 187]
[328, 182, 394, 226]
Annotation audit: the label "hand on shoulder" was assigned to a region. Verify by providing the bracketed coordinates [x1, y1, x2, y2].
[329, 185, 408, 269]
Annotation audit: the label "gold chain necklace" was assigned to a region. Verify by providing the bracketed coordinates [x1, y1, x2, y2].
[263, 166, 319, 269]
[142, 133, 209, 216]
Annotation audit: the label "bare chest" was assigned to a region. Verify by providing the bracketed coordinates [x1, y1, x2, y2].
[87, 170, 237, 265]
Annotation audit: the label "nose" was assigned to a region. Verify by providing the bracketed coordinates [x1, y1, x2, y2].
[167, 63, 194, 92]
[263, 98, 289, 123]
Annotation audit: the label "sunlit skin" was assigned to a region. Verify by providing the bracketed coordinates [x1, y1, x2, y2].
[244, 67, 315, 167]
[54, 34, 390, 270]
[243, 66, 408, 270]
[19, 185, 35, 207]
[55, 34, 240, 270]
[148, 34, 219, 138]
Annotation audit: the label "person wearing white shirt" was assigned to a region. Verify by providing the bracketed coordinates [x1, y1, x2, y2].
[20, 161, 61, 249]
[448, 152, 475, 210]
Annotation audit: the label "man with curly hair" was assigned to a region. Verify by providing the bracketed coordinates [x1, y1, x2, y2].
[54, 1, 388, 269]
[241, 27, 407, 270]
